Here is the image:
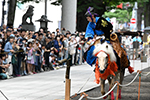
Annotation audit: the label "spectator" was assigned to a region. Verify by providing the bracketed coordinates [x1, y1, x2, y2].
[0, 53, 9, 79]
[51, 32, 55, 41]
[63, 35, 69, 66]
[26, 42, 35, 75]
[12, 52, 18, 77]
[61, 28, 66, 35]
[0, 23, 90, 80]
[45, 37, 54, 70]
[69, 34, 77, 65]
[35, 41, 42, 73]
[4, 35, 15, 77]
[41, 45, 45, 71]
[54, 35, 63, 60]
[125, 36, 130, 49]
[56, 28, 60, 35]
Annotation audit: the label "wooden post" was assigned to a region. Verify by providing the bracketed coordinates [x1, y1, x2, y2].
[65, 79, 71, 100]
[65, 58, 71, 100]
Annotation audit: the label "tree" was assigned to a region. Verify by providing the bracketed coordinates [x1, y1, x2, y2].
[7, 0, 17, 28]
[51, 0, 137, 32]
[104, 9, 132, 23]
[143, 0, 150, 27]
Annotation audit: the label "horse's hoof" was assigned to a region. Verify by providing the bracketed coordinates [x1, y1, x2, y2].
[118, 89, 121, 99]
[118, 95, 122, 99]
[103, 95, 108, 99]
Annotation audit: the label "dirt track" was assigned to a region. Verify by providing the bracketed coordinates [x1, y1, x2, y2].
[71, 67, 150, 100]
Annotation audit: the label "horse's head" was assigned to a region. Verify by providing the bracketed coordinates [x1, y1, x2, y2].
[93, 42, 116, 73]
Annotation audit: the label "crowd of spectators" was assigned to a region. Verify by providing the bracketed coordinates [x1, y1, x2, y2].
[0, 25, 87, 80]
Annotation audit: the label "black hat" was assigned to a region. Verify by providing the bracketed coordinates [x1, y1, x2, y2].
[95, 17, 113, 40]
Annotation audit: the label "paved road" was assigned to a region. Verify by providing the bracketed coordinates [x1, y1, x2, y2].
[71, 65, 150, 100]
[0, 60, 149, 100]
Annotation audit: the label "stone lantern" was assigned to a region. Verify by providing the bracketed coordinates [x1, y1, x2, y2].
[36, 15, 52, 32]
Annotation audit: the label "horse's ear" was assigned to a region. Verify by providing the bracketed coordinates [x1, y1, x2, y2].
[106, 45, 108, 49]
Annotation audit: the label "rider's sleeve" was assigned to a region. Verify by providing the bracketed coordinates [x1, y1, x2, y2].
[85, 23, 94, 39]
[86, 45, 97, 66]
[95, 30, 104, 36]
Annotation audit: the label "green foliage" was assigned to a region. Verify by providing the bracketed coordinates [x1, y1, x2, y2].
[104, 9, 132, 23]
[17, 0, 42, 4]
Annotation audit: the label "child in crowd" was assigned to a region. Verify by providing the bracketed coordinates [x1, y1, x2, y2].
[26, 42, 35, 75]
[50, 53, 59, 70]
[0, 54, 10, 78]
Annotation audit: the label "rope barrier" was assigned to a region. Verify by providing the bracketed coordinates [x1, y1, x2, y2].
[141, 71, 150, 77]
[78, 70, 142, 100]
[78, 95, 85, 100]
[77, 72, 94, 94]
[70, 72, 94, 99]
[119, 71, 140, 87]
[78, 83, 118, 100]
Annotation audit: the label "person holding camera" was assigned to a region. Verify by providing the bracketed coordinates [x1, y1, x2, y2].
[45, 37, 54, 70]
[4, 35, 15, 77]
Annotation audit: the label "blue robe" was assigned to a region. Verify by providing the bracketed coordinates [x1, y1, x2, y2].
[85, 17, 104, 39]
[86, 45, 96, 66]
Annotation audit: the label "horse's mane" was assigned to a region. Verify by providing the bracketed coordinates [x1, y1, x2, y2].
[93, 42, 116, 62]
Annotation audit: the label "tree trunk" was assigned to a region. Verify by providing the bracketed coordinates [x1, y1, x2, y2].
[144, 1, 150, 27]
[137, 4, 143, 31]
[7, 0, 17, 28]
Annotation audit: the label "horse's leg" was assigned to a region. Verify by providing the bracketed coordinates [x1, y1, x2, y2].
[118, 68, 125, 99]
[110, 75, 118, 100]
[100, 79, 107, 99]
[107, 77, 112, 100]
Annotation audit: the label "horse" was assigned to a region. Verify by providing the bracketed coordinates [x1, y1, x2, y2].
[93, 40, 134, 100]
[93, 42, 120, 100]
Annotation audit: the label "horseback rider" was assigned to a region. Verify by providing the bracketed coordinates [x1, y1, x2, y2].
[84, 7, 133, 74]
[84, 7, 113, 66]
